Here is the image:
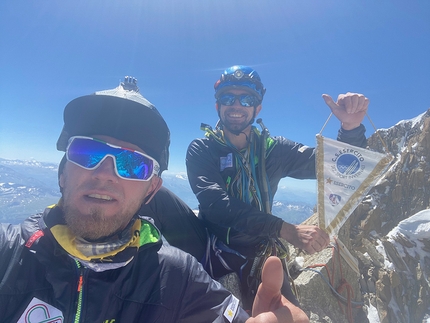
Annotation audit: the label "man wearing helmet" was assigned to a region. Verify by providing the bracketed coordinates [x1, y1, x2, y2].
[186, 65, 368, 309]
[0, 77, 308, 322]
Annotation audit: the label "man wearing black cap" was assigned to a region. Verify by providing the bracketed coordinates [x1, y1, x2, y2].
[0, 77, 308, 322]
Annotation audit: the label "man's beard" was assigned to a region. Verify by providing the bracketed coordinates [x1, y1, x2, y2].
[221, 117, 254, 135]
[62, 204, 132, 241]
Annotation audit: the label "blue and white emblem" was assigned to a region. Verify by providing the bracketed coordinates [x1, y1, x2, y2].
[220, 153, 233, 171]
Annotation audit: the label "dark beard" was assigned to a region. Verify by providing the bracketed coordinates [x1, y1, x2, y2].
[222, 118, 254, 135]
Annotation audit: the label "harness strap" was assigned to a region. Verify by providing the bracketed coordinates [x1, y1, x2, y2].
[202, 231, 249, 280]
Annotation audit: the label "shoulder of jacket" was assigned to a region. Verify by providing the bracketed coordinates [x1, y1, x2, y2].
[21, 213, 48, 248]
[158, 244, 194, 264]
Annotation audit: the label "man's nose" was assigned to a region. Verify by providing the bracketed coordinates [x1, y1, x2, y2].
[231, 97, 242, 107]
[92, 156, 119, 182]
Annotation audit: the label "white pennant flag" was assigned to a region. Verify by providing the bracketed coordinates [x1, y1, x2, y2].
[316, 134, 393, 238]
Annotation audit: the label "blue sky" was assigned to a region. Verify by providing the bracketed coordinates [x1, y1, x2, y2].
[1, 1, 429, 178]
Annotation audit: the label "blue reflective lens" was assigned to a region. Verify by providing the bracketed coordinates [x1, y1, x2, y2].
[217, 93, 259, 107]
[66, 136, 159, 181]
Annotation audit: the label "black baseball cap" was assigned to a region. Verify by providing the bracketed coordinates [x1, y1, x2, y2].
[56, 76, 170, 173]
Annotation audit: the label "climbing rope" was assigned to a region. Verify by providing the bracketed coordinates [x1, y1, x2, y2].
[301, 238, 364, 323]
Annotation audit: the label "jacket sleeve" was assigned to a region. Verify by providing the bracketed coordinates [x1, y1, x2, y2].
[186, 139, 284, 239]
[270, 136, 317, 180]
[337, 124, 367, 148]
[0, 223, 24, 288]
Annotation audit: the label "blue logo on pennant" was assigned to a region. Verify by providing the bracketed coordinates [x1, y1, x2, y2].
[336, 154, 360, 175]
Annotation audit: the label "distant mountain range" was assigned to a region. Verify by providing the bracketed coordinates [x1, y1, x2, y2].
[0, 159, 60, 224]
[0, 158, 316, 225]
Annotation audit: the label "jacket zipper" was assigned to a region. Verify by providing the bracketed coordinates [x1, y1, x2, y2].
[74, 260, 84, 323]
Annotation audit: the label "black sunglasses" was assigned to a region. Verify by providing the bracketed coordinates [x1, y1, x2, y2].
[217, 93, 259, 107]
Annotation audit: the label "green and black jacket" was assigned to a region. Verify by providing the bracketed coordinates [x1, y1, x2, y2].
[186, 123, 366, 257]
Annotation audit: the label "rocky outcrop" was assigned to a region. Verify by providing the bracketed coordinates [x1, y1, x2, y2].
[292, 109, 430, 323]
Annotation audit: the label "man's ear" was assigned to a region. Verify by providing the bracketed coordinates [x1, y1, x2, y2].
[59, 171, 65, 189]
[58, 154, 67, 193]
[255, 104, 262, 116]
[215, 102, 219, 112]
[144, 176, 163, 204]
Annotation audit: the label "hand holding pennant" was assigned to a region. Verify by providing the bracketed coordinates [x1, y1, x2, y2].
[322, 93, 369, 131]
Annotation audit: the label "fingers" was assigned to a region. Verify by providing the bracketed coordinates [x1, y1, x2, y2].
[252, 257, 283, 317]
[309, 229, 330, 253]
[322, 94, 338, 112]
[304, 235, 328, 254]
[280, 223, 330, 254]
[322, 92, 368, 130]
[250, 257, 310, 323]
[336, 92, 369, 114]
[261, 257, 284, 293]
[296, 225, 330, 254]
[314, 228, 330, 249]
[323, 92, 369, 114]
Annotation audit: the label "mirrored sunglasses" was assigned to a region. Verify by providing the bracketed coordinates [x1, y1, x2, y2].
[66, 136, 160, 181]
[217, 93, 259, 107]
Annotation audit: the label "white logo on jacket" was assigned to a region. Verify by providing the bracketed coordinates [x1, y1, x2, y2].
[223, 295, 239, 322]
[220, 153, 233, 171]
[17, 297, 64, 323]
